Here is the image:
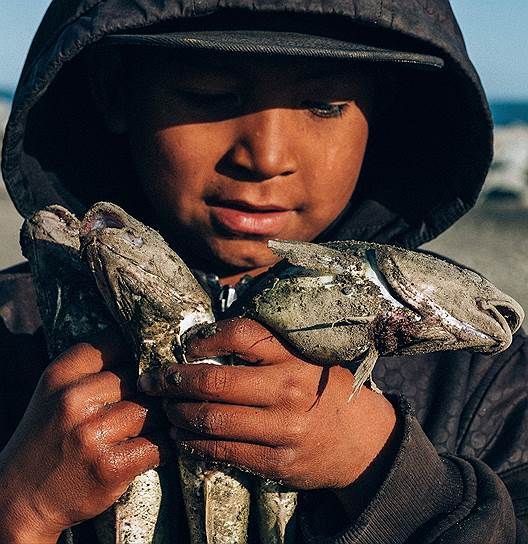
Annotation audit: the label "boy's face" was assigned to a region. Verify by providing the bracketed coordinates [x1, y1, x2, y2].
[120, 50, 371, 277]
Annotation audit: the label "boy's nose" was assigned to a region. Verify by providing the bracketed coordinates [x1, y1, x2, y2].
[227, 108, 299, 181]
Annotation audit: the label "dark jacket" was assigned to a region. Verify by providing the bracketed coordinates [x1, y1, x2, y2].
[1, 1, 527, 543]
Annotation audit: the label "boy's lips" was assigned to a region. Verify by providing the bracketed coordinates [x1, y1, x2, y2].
[208, 199, 295, 236]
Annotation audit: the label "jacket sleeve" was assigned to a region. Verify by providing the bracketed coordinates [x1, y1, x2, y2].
[299, 396, 528, 543]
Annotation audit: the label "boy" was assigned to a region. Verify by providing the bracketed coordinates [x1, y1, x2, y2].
[1, 2, 526, 543]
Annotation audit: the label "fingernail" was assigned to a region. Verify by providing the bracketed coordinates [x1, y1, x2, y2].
[138, 372, 155, 393]
[183, 323, 217, 345]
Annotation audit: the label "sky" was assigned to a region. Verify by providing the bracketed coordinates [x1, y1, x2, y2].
[1, 1, 527, 100]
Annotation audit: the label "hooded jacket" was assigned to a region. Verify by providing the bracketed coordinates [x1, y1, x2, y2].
[1, 1, 527, 543]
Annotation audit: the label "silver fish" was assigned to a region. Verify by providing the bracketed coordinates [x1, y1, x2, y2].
[80, 202, 251, 544]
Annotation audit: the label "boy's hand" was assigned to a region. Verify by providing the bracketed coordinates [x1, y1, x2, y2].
[0, 329, 170, 544]
[139, 318, 398, 492]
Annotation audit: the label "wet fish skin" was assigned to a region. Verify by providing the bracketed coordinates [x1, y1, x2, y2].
[230, 239, 525, 394]
[20, 206, 172, 543]
[20, 206, 112, 356]
[254, 480, 297, 544]
[80, 201, 251, 544]
[226, 238, 524, 540]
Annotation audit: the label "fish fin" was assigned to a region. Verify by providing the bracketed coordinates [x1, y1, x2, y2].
[349, 349, 381, 400]
[369, 377, 383, 395]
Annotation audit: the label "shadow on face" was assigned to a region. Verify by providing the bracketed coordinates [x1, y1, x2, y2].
[90, 48, 377, 280]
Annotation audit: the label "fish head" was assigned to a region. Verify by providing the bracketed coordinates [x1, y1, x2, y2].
[80, 202, 164, 270]
[79, 202, 213, 333]
[21, 205, 81, 260]
[370, 244, 525, 355]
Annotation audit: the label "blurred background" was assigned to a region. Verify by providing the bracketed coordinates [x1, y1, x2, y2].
[1, 1, 528, 310]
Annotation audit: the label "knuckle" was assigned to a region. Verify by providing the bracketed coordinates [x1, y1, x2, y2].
[196, 365, 230, 397]
[282, 379, 306, 406]
[40, 363, 64, 391]
[72, 422, 100, 454]
[65, 342, 94, 364]
[193, 405, 228, 435]
[211, 440, 235, 462]
[92, 450, 121, 488]
[56, 386, 83, 424]
[283, 420, 306, 444]
[43, 342, 94, 390]
[272, 447, 297, 481]
[229, 319, 252, 345]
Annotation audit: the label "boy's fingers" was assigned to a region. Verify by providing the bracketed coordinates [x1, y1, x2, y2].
[70, 366, 138, 409]
[166, 402, 286, 446]
[46, 328, 131, 387]
[183, 318, 292, 364]
[95, 399, 167, 443]
[138, 363, 277, 406]
[171, 428, 292, 481]
[110, 433, 174, 483]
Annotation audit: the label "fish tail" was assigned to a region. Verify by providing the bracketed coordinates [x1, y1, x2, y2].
[255, 479, 297, 544]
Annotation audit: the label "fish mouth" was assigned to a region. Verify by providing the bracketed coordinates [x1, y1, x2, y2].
[478, 299, 524, 338]
[79, 207, 144, 250]
[79, 210, 127, 240]
[37, 206, 81, 239]
[366, 249, 525, 352]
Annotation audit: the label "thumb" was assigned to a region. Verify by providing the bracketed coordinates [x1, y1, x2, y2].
[183, 318, 293, 365]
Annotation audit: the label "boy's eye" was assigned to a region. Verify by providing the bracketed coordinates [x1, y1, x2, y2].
[177, 89, 240, 108]
[303, 101, 349, 119]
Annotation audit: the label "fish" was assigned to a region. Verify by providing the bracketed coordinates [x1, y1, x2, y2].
[20, 205, 112, 355]
[20, 206, 178, 543]
[24, 207, 524, 544]
[227, 238, 524, 542]
[229, 238, 525, 396]
[80, 202, 251, 544]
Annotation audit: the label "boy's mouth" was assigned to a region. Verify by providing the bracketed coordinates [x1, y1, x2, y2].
[207, 198, 295, 237]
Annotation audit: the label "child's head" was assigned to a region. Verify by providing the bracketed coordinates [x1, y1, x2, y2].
[88, 12, 443, 277]
[3, 5, 493, 273]
[93, 47, 377, 276]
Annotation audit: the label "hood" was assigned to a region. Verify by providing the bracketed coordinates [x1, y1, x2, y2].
[1, 0, 493, 249]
